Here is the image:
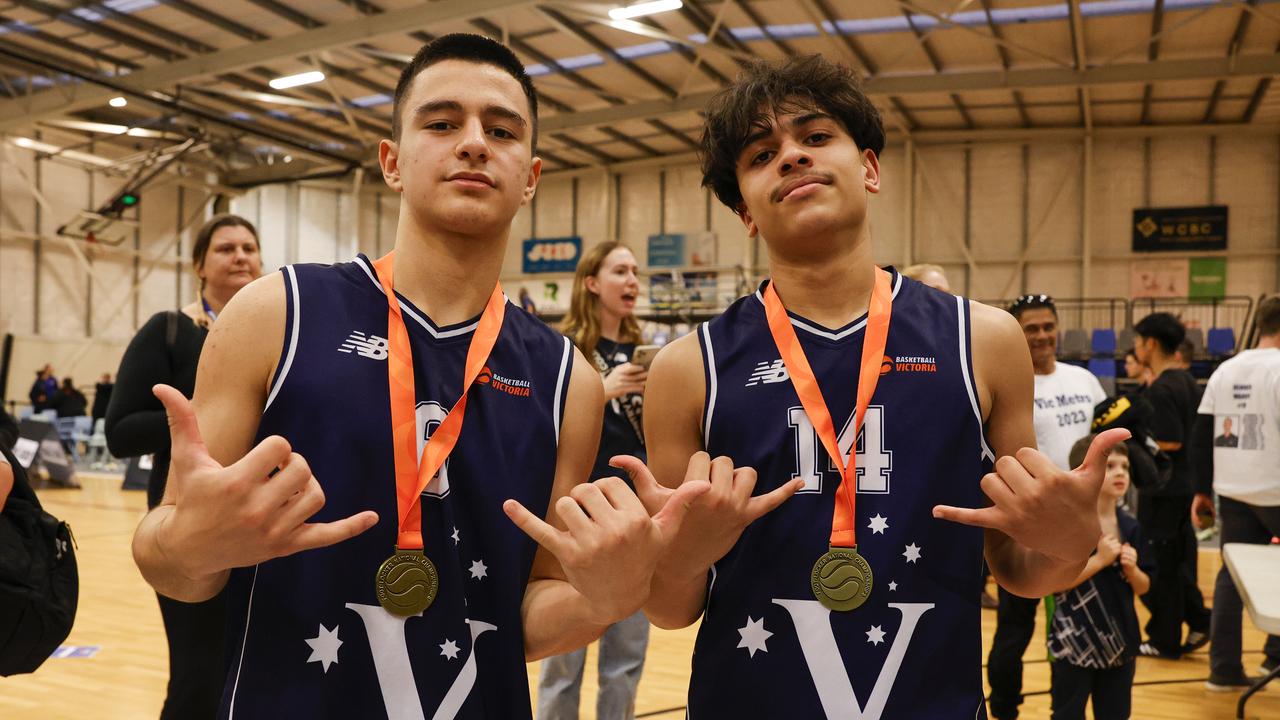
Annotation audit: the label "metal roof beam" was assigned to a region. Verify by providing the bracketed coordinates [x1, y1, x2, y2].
[542, 52, 1280, 133]
[0, 0, 542, 132]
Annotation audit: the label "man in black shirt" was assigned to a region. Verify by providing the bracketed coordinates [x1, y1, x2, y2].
[1133, 312, 1212, 658]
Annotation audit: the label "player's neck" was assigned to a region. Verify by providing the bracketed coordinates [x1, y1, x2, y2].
[598, 309, 623, 342]
[767, 235, 875, 329]
[1147, 352, 1177, 377]
[391, 221, 507, 327]
[1256, 333, 1280, 350]
[1033, 356, 1056, 375]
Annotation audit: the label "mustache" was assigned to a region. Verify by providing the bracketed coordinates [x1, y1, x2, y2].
[772, 172, 834, 203]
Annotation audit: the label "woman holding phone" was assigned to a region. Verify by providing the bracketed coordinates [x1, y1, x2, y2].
[538, 241, 651, 720]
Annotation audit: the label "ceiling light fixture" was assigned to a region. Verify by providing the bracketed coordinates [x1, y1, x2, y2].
[269, 70, 325, 90]
[608, 0, 682, 21]
[109, 96, 128, 107]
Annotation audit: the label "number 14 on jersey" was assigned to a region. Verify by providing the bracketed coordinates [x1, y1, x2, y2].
[787, 405, 892, 494]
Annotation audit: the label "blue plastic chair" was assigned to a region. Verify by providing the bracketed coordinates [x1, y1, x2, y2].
[1207, 327, 1236, 357]
[1091, 328, 1117, 356]
[1088, 357, 1117, 379]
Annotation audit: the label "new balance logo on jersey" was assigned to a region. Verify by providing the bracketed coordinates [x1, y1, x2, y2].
[338, 331, 388, 360]
[746, 359, 789, 387]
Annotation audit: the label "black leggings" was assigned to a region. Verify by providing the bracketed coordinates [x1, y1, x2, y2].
[156, 590, 228, 720]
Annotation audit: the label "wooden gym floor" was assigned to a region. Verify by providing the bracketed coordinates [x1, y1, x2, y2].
[2, 473, 1277, 719]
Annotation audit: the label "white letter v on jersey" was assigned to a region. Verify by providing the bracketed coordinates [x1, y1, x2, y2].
[772, 600, 933, 720]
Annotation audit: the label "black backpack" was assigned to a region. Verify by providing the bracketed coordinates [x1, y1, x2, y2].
[1091, 394, 1174, 495]
[0, 446, 79, 676]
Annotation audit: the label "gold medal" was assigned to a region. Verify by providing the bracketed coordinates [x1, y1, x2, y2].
[810, 545, 873, 612]
[375, 548, 439, 616]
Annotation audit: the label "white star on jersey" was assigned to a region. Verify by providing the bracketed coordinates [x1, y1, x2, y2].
[888, 580, 898, 591]
[451, 526, 460, 545]
[868, 514, 889, 534]
[305, 624, 342, 673]
[439, 639, 460, 660]
[737, 616, 772, 658]
[866, 625, 887, 646]
[903, 543, 922, 563]
[470, 559, 488, 579]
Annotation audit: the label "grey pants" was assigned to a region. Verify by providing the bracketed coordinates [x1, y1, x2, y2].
[1210, 495, 1280, 678]
[536, 610, 650, 720]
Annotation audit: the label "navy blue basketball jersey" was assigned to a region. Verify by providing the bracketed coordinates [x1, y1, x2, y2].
[690, 270, 994, 719]
[219, 254, 573, 719]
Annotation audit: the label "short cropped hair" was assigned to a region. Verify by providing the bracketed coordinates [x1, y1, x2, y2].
[391, 33, 538, 152]
[1008, 294, 1057, 322]
[699, 55, 885, 211]
[1068, 433, 1128, 469]
[1256, 296, 1280, 337]
[1134, 312, 1185, 355]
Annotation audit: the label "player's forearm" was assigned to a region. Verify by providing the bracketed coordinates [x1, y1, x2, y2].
[520, 578, 611, 661]
[132, 504, 228, 602]
[1125, 567, 1151, 595]
[1062, 554, 1110, 589]
[986, 534, 1087, 598]
[643, 564, 708, 629]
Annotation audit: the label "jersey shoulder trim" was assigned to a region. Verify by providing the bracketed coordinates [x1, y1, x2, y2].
[264, 266, 301, 412]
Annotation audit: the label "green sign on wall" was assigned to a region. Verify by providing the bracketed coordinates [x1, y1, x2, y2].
[1188, 258, 1227, 299]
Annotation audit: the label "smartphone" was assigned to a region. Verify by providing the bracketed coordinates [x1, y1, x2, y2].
[630, 344, 662, 370]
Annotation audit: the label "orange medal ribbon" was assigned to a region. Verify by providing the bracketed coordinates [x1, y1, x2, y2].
[762, 267, 893, 549]
[372, 251, 506, 550]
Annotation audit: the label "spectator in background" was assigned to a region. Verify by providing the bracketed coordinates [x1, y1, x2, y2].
[28, 365, 58, 412]
[1191, 296, 1280, 690]
[988, 293, 1109, 720]
[106, 213, 263, 720]
[1133, 312, 1212, 659]
[54, 379, 87, 417]
[519, 286, 539, 315]
[901, 262, 952, 293]
[540, 241, 649, 720]
[91, 373, 113, 422]
[1124, 349, 1154, 390]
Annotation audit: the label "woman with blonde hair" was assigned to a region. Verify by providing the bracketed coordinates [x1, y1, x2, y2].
[539, 241, 650, 720]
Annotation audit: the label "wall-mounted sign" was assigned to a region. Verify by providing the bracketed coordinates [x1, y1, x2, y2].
[522, 236, 581, 274]
[647, 233, 685, 267]
[1130, 259, 1189, 298]
[1188, 257, 1227, 299]
[1132, 206, 1228, 252]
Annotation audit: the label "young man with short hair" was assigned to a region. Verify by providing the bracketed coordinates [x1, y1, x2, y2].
[131, 34, 707, 719]
[1133, 311, 1212, 659]
[1192, 296, 1280, 689]
[634, 55, 1126, 718]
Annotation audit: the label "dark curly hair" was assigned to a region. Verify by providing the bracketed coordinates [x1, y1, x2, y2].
[699, 55, 884, 212]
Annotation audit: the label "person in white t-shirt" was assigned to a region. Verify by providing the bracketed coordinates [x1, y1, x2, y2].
[987, 293, 1109, 720]
[1192, 295, 1280, 691]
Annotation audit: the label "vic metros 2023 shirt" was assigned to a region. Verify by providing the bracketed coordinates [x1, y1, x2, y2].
[218, 255, 573, 720]
[692, 271, 994, 719]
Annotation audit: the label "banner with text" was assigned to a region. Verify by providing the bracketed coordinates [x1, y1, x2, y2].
[522, 236, 581, 274]
[1132, 206, 1228, 252]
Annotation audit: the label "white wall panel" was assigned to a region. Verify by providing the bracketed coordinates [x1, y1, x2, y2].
[619, 170, 661, 266]
[913, 147, 967, 267]
[297, 187, 339, 264]
[575, 172, 609, 246]
[136, 182, 181, 320]
[1216, 135, 1277, 253]
[0, 145, 37, 335]
[257, 185, 290, 271]
[534, 177, 574, 238]
[1090, 140, 1144, 262]
[1151, 136, 1210, 207]
[870, 147, 906, 268]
